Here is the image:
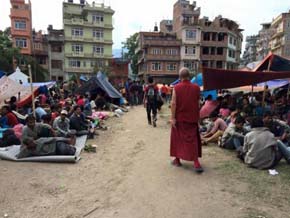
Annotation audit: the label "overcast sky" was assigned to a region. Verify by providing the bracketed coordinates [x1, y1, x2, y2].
[1, 0, 290, 50]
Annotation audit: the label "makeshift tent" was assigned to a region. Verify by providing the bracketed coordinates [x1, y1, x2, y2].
[22, 81, 56, 88]
[8, 67, 29, 84]
[76, 72, 122, 98]
[203, 53, 290, 91]
[191, 73, 217, 99]
[0, 76, 38, 107]
[170, 74, 217, 99]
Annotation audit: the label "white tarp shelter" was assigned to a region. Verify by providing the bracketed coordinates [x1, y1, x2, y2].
[8, 67, 29, 84]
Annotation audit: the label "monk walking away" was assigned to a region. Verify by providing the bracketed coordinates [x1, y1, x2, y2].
[170, 67, 203, 173]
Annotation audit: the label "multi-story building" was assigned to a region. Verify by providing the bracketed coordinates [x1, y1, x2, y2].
[200, 16, 243, 70]
[136, 31, 181, 83]
[173, 0, 201, 73]
[110, 58, 130, 87]
[10, 0, 33, 56]
[47, 25, 65, 81]
[32, 30, 49, 72]
[63, 0, 114, 79]
[256, 23, 275, 61]
[242, 35, 259, 65]
[269, 10, 290, 58]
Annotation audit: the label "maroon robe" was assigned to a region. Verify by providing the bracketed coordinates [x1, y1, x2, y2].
[170, 80, 202, 161]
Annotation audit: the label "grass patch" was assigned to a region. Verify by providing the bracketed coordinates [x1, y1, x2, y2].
[243, 207, 273, 218]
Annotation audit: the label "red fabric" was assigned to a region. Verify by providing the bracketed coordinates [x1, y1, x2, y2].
[77, 98, 85, 106]
[170, 122, 202, 161]
[160, 86, 168, 94]
[203, 68, 290, 91]
[6, 112, 19, 127]
[175, 81, 200, 123]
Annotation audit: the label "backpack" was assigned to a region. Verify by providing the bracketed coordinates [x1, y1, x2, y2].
[147, 86, 156, 102]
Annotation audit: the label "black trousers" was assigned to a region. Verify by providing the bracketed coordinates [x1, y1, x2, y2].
[146, 102, 157, 122]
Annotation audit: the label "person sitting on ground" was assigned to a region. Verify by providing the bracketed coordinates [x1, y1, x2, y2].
[35, 101, 47, 122]
[41, 114, 52, 125]
[263, 111, 288, 141]
[200, 95, 219, 120]
[241, 116, 282, 170]
[69, 105, 90, 136]
[53, 110, 75, 137]
[0, 105, 19, 128]
[220, 116, 247, 150]
[219, 102, 231, 120]
[201, 111, 227, 144]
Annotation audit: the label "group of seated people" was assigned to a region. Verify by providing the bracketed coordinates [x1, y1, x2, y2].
[0, 92, 112, 158]
[200, 92, 290, 170]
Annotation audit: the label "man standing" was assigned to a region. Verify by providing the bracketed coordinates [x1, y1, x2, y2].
[170, 68, 203, 173]
[143, 77, 158, 127]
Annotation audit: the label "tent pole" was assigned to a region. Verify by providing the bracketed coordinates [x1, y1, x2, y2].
[28, 65, 36, 117]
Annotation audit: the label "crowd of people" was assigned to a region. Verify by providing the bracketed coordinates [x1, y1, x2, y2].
[199, 87, 290, 170]
[0, 84, 125, 158]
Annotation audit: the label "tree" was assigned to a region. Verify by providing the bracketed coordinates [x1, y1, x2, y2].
[122, 33, 139, 75]
[0, 28, 21, 73]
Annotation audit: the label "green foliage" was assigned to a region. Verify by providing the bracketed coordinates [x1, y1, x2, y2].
[122, 33, 138, 75]
[0, 28, 21, 73]
[21, 56, 49, 82]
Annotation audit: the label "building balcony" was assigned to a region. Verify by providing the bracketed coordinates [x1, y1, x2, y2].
[65, 52, 85, 57]
[145, 54, 180, 61]
[48, 35, 64, 42]
[64, 67, 94, 73]
[200, 41, 227, 47]
[143, 39, 181, 47]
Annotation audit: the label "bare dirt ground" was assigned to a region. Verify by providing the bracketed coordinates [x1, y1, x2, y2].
[1, 106, 290, 218]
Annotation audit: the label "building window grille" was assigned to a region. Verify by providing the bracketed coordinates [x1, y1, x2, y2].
[93, 29, 104, 39]
[69, 59, 81, 68]
[72, 44, 83, 54]
[92, 14, 104, 22]
[151, 62, 161, 71]
[185, 46, 196, 55]
[93, 45, 104, 54]
[186, 29, 196, 40]
[71, 28, 83, 37]
[166, 63, 177, 71]
[152, 48, 162, 55]
[166, 49, 178, 55]
[15, 38, 27, 48]
[15, 20, 26, 30]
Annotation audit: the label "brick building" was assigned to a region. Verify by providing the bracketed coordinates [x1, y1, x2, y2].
[136, 31, 181, 84]
[110, 58, 130, 87]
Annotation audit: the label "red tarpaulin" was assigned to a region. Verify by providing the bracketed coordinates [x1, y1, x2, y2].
[202, 68, 290, 91]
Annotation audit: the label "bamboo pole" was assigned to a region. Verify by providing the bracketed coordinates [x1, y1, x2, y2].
[28, 65, 36, 117]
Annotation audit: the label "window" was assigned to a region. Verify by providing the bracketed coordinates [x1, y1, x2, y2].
[151, 62, 161, 71]
[212, 33, 217, 41]
[186, 29, 196, 40]
[202, 47, 209, 55]
[218, 33, 225, 41]
[210, 47, 216, 55]
[152, 48, 162, 55]
[51, 60, 63, 69]
[167, 63, 177, 71]
[217, 47, 223, 55]
[229, 36, 233, 44]
[72, 44, 83, 54]
[286, 34, 290, 41]
[185, 46, 196, 55]
[233, 39, 237, 46]
[93, 45, 104, 54]
[71, 28, 83, 37]
[166, 49, 177, 55]
[216, 61, 223, 69]
[184, 61, 195, 70]
[15, 20, 26, 30]
[92, 14, 104, 22]
[69, 59, 81, 68]
[93, 29, 104, 39]
[203, 32, 210, 41]
[52, 45, 62, 52]
[15, 38, 27, 48]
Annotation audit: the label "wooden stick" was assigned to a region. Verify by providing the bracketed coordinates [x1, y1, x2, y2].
[28, 65, 36, 117]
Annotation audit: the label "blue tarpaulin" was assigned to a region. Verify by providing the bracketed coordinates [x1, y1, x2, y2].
[170, 73, 217, 100]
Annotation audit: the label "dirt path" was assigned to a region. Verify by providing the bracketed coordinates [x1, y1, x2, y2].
[0, 106, 289, 218]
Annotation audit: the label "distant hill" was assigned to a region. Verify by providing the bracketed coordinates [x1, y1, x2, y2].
[113, 48, 128, 58]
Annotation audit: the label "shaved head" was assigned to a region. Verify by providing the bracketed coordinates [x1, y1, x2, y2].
[179, 67, 190, 80]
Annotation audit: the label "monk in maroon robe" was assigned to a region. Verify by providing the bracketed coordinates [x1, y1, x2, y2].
[170, 67, 203, 173]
